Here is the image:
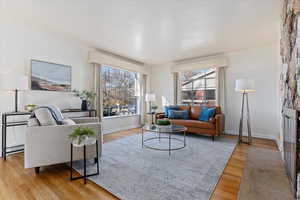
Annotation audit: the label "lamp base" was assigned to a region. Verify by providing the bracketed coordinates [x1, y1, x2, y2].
[238, 92, 252, 144]
[14, 89, 19, 113]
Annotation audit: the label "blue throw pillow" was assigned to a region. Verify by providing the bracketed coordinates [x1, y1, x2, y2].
[199, 107, 216, 122]
[168, 110, 189, 120]
[164, 106, 179, 117]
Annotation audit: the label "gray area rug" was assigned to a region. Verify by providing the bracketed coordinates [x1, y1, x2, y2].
[238, 147, 294, 200]
[74, 133, 236, 200]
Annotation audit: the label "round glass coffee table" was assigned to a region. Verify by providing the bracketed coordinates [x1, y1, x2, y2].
[142, 125, 187, 156]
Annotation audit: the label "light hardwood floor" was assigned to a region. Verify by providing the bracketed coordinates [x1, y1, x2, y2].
[0, 128, 278, 200]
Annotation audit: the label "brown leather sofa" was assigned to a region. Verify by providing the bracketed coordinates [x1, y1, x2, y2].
[155, 105, 225, 141]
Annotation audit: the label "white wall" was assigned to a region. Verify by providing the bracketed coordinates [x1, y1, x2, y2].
[102, 115, 140, 134]
[225, 45, 280, 140]
[150, 63, 175, 110]
[0, 24, 141, 148]
[150, 44, 280, 140]
[0, 22, 93, 148]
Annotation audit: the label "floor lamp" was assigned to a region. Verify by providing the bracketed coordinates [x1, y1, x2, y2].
[235, 79, 255, 144]
[0, 74, 29, 112]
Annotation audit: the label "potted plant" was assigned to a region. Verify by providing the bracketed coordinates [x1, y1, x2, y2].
[72, 89, 96, 111]
[151, 104, 158, 113]
[69, 127, 97, 147]
[156, 119, 172, 130]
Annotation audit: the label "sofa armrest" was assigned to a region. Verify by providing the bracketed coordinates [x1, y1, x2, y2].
[215, 114, 225, 135]
[70, 117, 99, 124]
[155, 112, 166, 123]
[25, 123, 102, 168]
[209, 117, 216, 123]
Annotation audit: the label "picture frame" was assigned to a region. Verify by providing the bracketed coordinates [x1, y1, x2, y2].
[30, 59, 72, 92]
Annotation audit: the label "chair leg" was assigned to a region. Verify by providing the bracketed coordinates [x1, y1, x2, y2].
[35, 167, 40, 174]
[212, 135, 215, 141]
[94, 157, 98, 164]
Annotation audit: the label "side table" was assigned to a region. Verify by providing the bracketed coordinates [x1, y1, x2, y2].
[70, 140, 99, 184]
[146, 112, 156, 126]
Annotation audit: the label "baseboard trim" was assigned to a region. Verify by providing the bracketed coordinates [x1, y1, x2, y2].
[103, 127, 277, 141]
[225, 129, 276, 140]
[103, 124, 141, 135]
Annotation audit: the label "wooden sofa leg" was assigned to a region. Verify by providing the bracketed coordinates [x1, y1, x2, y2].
[212, 135, 215, 141]
[35, 167, 40, 174]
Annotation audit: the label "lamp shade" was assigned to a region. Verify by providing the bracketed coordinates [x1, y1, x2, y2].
[235, 79, 255, 93]
[0, 74, 29, 91]
[145, 93, 156, 102]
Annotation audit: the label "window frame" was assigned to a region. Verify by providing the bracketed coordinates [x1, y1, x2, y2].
[181, 68, 216, 105]
[101, 65, 139, 118]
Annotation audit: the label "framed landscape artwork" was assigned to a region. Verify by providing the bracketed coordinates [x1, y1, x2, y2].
[31, 60, 72, 92]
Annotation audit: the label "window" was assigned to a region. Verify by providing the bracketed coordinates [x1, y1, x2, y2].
[101, 65, 138, 117]
[181, 68, 216, 105]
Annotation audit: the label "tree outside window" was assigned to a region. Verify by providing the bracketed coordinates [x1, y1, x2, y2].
[101, 66, 138, 117]
[181, 68, 216, 106]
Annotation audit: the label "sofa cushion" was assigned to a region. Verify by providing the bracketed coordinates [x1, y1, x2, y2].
[62, 118, 76, 125]
[34, 108, 57, 126]
[164, 106, 179, 117]
[170, 119, 215, 129]
[31, 106, 65, 125]
[190, 106, 201, 120]
[178, 105, 190, 111]
[168, 110, 189, 120]
[27, 118, 40, 127]
[48, 105, 64, 125]
[199, 107, 216, 122]
[189, 105, 221, 119]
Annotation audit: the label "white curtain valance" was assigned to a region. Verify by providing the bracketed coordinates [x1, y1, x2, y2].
[88, 50, 150, 75]
[171, 56, 228, 72]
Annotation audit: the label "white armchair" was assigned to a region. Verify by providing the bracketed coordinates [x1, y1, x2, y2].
[25, 117, 102, 173]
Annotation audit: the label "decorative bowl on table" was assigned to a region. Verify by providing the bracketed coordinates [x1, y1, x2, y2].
[25, 104, 37, 112]
[156, 119, 172, 129]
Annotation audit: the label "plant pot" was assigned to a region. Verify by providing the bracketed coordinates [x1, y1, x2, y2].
[87, 101, 92, 110]
[72, 136, 96, 147]
[85, 137, 97, 145]
[72, 135, 87, 147]
[81, 100, 88, 111]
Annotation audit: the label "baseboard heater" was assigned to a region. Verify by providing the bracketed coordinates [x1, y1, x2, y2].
[282, 107, 298, 198]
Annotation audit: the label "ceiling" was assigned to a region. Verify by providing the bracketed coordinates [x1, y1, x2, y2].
[3, 0, 281, 64]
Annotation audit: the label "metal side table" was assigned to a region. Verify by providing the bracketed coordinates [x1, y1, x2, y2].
[70, 140, 100, 184]
[2, 112, 31, 160]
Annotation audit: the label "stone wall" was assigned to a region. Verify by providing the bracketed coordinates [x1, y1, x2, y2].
[281, 0, 300, 109]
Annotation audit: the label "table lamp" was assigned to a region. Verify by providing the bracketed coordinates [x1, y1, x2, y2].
[0, 74, 29, 112]
[235, 79, 255, 144]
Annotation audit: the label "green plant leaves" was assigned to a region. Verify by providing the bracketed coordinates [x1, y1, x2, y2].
[69, 127, 96, 145]
[72, 89, 96, 101]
